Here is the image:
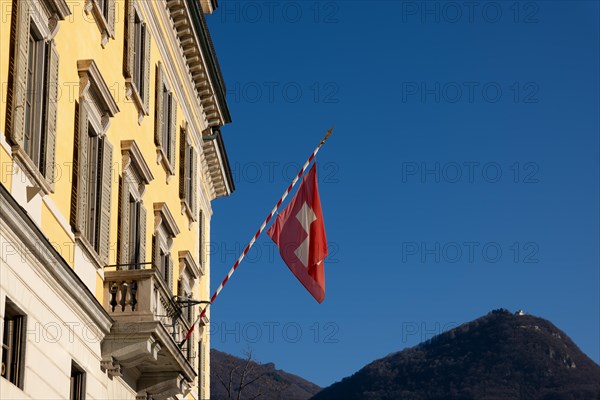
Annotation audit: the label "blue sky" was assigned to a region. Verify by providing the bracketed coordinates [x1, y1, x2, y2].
[206, 1, 599, 387]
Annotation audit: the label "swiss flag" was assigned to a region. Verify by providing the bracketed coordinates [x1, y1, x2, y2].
[267, 164, 328, 303]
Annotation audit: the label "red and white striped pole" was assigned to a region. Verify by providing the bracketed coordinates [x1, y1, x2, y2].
[179, 128, 334, 348]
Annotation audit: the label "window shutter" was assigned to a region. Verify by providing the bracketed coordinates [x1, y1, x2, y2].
[154, 62, 164, 147]
[152, 234, 160, 269]
[142, 23, 151, 113]
[138, 202, 147, 265]
[123, 0, 135, 77]
[99, 137, 113, 265]
[7, 0, 30, 147]
[167, 255, 173, 293]
[179, 127, 187, 200]
[75, 105, 90, 234]
[70, 104, 81, 228]
[200, 339, 206, 394]
[106, 0, 115, 37]
[200, 211, 205, 266]
[169, 96, 177, 170]
[118, 176, 130, 265]
[191, 149, 198, 218]
[44, 40, 59, 189]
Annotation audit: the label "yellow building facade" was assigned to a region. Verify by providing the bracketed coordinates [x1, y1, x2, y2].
[0, 0, 233, 399]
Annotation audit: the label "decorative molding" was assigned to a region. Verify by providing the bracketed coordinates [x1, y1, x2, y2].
[43, 0, 71, 20]
[84, 0, 115, 47]
[77, 59, 120, 119]
[121, 140, 155, 185]
[153, 202, 180, 237]
[125, 80, 148, 124]
[10, 147, 54, 195]
[178, 250, 202, 279]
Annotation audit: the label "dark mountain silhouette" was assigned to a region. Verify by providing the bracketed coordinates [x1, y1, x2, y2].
[210, 349, 321, 400]
[311, 309, 600, 400]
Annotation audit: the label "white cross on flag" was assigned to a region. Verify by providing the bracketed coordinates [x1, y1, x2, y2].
[267, 164, 328, 303]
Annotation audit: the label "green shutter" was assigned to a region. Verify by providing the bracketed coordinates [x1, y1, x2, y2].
[142, 22, 151, 113]
[107, 0, 115, 38]
[191, 149, 198, 218]
[7, 0, 30, 147]
[123, 0, 135, 77]
[75, 105, 90, 234]
[154, 62, 164, 147]
[99, 137, 113, 265]
[44, 40, 59, 189]
[169, 95, 177, 170]
[118, 176, 130, 265]
[167, 255, 173, 293]
[138, 202, 147, 265]
[152, 234, 160, 270]
[179, 127, 187, 200]
[200, 210, 205, 267]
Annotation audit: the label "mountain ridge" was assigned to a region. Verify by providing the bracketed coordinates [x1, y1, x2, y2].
[210, 348, 321, 400]
[310, 309, 600, 400]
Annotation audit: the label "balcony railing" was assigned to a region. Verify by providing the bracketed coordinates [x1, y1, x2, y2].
[101, 267, 196, 400]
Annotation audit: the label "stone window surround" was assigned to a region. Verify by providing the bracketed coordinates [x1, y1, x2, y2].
[83, 0, 115, 47]
[73, 59, 119, 269]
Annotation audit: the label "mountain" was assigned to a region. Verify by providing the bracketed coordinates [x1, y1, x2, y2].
[210, 349, 321, 400]
[311, 309, 600, 400]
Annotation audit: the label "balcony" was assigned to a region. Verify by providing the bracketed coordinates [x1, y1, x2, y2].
[100, 267, 196, 400]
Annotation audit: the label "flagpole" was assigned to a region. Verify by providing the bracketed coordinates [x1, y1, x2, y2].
[179, 128, 334, 348]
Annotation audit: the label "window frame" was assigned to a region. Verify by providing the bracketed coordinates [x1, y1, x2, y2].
[117, 140, 153, 269]
[153, 203, 180, 288]
[154, 61, 178, 177]
[72, 60, 119, 267]
[7, 0, 62, 194]
[85, 0, 115, 47]
[124, 0, 151, 123]
[179, 126, 198, 222]
[1, 299, 27, 389]
[69, 361, 86, 400]
[23, 25, 46, 169]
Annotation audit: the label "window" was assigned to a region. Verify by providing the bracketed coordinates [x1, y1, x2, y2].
[179, 126, 198, 221]
[153, 203, 180, 289]
[70, 362, 86, 400]
[118, 185, 146, 268]
[158, 248, 172, 285]
[7, 0, 62, 192]
[71, 60, 119, 266]
[23, 27, 45, 169]
[124, 0, 151, 120]
[85, 0, 115, 46]
[128, 196, 143, 265]
[73, 115, 113, 262]
[154, 62, 177, 175]
[1, 299, 26, 388]
[118, 141, 153, 268]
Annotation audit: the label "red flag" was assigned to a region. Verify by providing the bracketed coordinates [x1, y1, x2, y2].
[267, 164, 328, 303]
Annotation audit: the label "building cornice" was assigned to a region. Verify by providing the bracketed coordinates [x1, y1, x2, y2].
[0, 182, 113, 334]
[202, 128, 234, 198]
[166, 0, 231, 128]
